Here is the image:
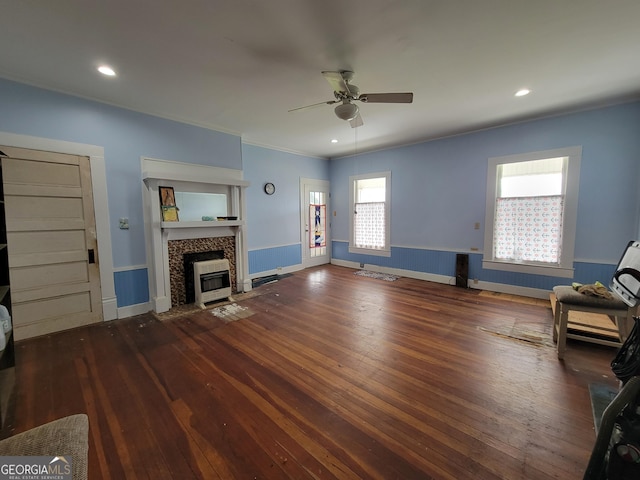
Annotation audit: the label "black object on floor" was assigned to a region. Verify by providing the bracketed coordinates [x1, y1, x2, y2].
[252, 273, 292, 288]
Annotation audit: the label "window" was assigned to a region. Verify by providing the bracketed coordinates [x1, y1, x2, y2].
[495, 157, 565, 263]
[349, 172, 391, 256]
[483, 147, 581, 277]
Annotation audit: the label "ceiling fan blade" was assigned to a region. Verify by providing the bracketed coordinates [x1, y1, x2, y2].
[350, 113, 364, 128]
[359, 92, 413, 103]
[288, 100, 336, 113]
[322, 70, 352, 95]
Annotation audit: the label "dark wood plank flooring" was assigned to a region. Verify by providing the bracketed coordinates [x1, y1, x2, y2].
[1, 265, 619, 479]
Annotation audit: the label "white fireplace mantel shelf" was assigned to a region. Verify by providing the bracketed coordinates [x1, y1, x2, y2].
[142, 170, 250, 188]
[161, 220, 244, 229]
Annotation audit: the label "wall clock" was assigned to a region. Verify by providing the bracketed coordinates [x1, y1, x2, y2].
[264, 182, 275, 195]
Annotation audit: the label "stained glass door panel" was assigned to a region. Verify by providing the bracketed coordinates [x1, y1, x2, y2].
[301, 180, 330, 267]
[309, 191, 326, 257]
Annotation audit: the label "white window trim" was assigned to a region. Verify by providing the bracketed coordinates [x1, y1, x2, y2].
[482, 146, 582, 278]
[349, 171, 391, 257]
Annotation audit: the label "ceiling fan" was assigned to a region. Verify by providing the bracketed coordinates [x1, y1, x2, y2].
[289, 70, 413, 128]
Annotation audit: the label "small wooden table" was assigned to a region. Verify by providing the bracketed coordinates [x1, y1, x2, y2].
[551, 286, 636, 359]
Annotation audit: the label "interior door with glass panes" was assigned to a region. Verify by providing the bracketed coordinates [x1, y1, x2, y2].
[301, 179, 330, 267]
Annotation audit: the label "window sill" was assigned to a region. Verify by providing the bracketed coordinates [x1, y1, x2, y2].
[349, 246, 391, 257]
[482, 259, 574, 278]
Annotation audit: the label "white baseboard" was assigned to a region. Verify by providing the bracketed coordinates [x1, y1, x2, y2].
[330, 258, 359, 269]
[117, 302, 152, 319]
[331, 258, 551, 299]
[102, 296, 118, 321]
[468, 280, 551, 299]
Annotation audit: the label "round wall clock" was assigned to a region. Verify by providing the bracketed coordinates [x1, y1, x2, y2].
[264, 182, 275, 195]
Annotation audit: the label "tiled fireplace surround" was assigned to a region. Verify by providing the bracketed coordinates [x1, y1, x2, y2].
[167, 236, 236, 307]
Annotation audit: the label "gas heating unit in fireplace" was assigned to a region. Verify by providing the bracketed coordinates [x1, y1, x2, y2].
[193, 258, 231, 308]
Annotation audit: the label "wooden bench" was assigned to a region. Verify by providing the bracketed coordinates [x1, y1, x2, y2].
[552, 285, 637, 359]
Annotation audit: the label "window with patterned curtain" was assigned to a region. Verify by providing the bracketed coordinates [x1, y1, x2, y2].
[349, 173, 391, 256]
[494, 195, 564, 262]
[494, 157, 566, 264]
[354, 201, 385, 249]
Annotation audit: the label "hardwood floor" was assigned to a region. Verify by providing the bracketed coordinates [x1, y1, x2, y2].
[1, 265, 619, 479]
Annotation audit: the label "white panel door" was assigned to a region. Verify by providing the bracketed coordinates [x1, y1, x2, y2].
[1, 145, 102, 340]
[301, 179, 330, 268]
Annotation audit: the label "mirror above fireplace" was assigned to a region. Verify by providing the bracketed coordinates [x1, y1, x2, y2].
[174, 192, 228, 221]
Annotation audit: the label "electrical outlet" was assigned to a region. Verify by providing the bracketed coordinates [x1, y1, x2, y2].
[473, 278, 479, 284]
[360, 263, 365, 268]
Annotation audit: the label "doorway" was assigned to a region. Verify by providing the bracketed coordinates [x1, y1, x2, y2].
[301, 178, 331, 268]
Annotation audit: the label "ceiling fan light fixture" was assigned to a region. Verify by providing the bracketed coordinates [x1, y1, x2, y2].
[334, 102, 359, 121]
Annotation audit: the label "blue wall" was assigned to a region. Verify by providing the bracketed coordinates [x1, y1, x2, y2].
[0, 78, 244, 309]
[0, 78, 242, 269]
[0, 78, 330, 308]
[330, 101, 640, 291]
[242, 143, 329, 274]
[1, 75, 638, 308]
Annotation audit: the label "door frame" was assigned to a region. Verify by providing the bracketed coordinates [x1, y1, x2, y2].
[300, 178, 331, 268]
[0, 132, 117, 321]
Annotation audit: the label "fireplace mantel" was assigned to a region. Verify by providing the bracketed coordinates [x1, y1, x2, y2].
[142, 157, 251, 313]
[161, 220, 243, 229]
[142, 170, 250, 188]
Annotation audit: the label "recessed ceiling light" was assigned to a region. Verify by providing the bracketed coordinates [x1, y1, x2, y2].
[515, 88, 530, 97]
[331, 139, 338, 143]
[98, 65, 116, 77]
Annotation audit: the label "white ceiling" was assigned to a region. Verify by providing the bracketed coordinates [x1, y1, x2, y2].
[1, 0, 639, 159]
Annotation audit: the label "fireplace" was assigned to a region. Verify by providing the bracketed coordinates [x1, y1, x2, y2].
[142, 158, 251, 313]
[168, 237, 236, 307]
